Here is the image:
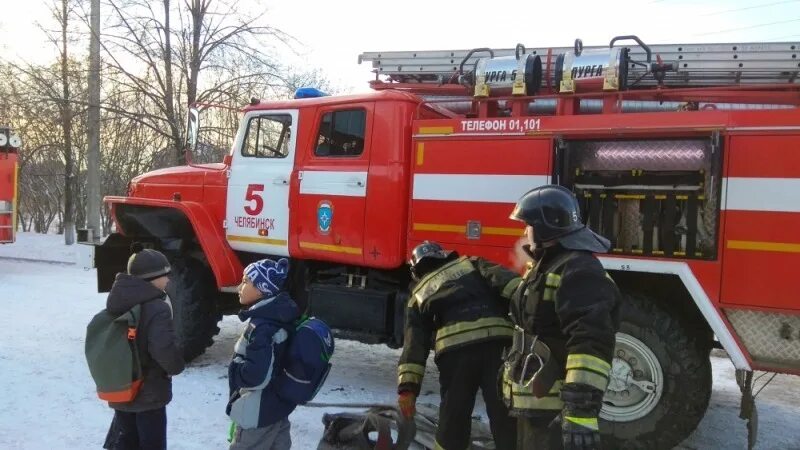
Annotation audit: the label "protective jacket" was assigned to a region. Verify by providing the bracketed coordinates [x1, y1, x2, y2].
[397, 256, 519, 396]
[501, 245, 621, 418]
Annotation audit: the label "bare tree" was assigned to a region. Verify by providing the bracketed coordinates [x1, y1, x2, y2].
[100, 0, 288, 166]
[19, 0, 85, 243]
[0, 0, 339, 239]
[280, 67, 341, 98]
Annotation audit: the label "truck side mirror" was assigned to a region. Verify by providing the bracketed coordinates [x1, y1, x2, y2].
[185, 107, 200, 157]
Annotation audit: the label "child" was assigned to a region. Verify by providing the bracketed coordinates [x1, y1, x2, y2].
[103, 248, 185, 450]
[227, 257, 301, 450]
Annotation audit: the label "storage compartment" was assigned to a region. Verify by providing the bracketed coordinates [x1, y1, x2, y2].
[558, 137, 722, 259]
[308, 284, 393, 335]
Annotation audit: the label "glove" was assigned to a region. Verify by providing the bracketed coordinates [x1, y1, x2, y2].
[553, 413, 601, 450]
[552, 384, 604, 450]
[398, 391, 417, 418]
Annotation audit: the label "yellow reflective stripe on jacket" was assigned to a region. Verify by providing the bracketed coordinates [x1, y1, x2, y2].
[397, 363, 425, 386]
[565, 416, 599, 431]
[565, 368, 609, 391]
[566, 354, 611, 377]
[502, 277, 523, 299]
[545, 272, 561, 288]
[413, 257, 476, 306]
[512, 393, 564, 410]
[434, 441, 445, 450]
[508, 385, 564, 410]
[542, 272, 561, 301]
[434, 317, 513, 353]
[502, 370, 565, 410]
[398, 372, 422, 386]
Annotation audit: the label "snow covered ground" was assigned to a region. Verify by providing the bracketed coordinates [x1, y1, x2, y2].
[0, 232, 78, 264]
[1, 234, 799, 449]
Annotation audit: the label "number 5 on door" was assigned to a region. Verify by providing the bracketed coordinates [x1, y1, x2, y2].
[244, 184, 264, 216]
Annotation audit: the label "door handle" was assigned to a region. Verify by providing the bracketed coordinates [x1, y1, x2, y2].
[273, 177, 289, 186]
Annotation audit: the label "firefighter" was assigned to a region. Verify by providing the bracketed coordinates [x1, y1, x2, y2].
[397, 241, 518, 450]
[501, 185, 621, 450]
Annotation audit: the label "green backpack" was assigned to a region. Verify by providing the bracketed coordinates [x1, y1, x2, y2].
[85, 304, 143, 402]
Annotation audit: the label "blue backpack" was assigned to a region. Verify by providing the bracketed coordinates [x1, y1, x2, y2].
[273, 317, 334, 404]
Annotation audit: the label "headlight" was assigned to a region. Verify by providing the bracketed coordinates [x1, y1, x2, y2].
[0, 133, 7, 147]
[9, 134, 21, 148]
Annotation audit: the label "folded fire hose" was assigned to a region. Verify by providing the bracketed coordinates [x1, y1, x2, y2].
[306, 402, 495, 450]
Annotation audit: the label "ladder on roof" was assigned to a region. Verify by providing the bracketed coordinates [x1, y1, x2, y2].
[359, 37, 800, 94]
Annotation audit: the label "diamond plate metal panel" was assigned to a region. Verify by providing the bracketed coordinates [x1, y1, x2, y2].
[726, 309, 800, 366]
[573, 139, 710, 172]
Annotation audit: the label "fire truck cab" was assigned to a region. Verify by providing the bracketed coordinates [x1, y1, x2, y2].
[0, 127, 21, 244]
[90, 36, 800, 448]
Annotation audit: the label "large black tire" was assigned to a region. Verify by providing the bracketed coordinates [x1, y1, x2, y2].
[166, 257, 222, 362]
[601, 292, 712, 450]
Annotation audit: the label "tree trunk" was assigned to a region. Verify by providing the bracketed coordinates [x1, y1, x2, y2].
[161, 0, 182, 166]
[61, 0, 75, 244]
[187, 0, 203, 107]
[86, 0, 102, 240]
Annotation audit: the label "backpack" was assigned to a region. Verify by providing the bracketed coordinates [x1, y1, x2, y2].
[85, 305, 143, 402]
[273, 316, 335, 404]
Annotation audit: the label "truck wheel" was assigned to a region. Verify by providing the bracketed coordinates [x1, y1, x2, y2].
[601, 292, 712, 450]
[166, 257, 222, 361]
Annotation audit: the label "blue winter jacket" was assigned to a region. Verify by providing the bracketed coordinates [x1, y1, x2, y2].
[226, 292, 300, 429]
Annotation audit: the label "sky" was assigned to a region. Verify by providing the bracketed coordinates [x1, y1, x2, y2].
[0, 0, 798, 93]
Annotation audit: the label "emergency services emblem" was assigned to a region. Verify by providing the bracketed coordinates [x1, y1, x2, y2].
[317, 201, 333, 235]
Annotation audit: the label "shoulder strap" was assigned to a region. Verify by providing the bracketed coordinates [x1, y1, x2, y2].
[127, 304, 141, 328]
[125, 304, 144, 376]
[257, 316, 301, 336]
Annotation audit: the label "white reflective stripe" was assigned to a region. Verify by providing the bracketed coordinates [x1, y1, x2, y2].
[413, 174, 549, 203]
[239, 339, 276, 392]
[728, 126, 800, 131]
[283, 369, 312, 384]
[598, 257, 751, 370]
[299, 170, 367, 197]
[723, 177, 800, 213]
[257, 341, 276, 390]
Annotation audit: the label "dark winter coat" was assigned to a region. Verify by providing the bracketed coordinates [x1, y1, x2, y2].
[227, 292, 301, 429]
[398, 255, 517, 396]
[506, 244, 621, 417]
[509, 246, 621, 368]
[106, 273, 185, 413]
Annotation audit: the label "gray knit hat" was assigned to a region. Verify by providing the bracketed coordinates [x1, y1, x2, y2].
[127, 248, 171, 280]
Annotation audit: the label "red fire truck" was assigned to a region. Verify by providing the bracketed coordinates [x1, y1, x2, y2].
[89, 36, 799, 448]
[0, 127, 21, 244]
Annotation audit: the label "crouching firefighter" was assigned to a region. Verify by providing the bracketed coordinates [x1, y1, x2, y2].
[501, 185, 622, 450]
[397, 241, 518, 450]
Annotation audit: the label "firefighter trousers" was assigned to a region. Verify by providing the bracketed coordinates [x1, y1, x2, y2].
[435, 340, 516, 450]
[516, 416, 562, 450]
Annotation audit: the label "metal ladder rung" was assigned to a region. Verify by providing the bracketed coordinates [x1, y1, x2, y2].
[360, 40, 800, 87]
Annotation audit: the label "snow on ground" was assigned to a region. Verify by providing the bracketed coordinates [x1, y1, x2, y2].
[1, 235, 800, 449]
[0, 232, 77, 264]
